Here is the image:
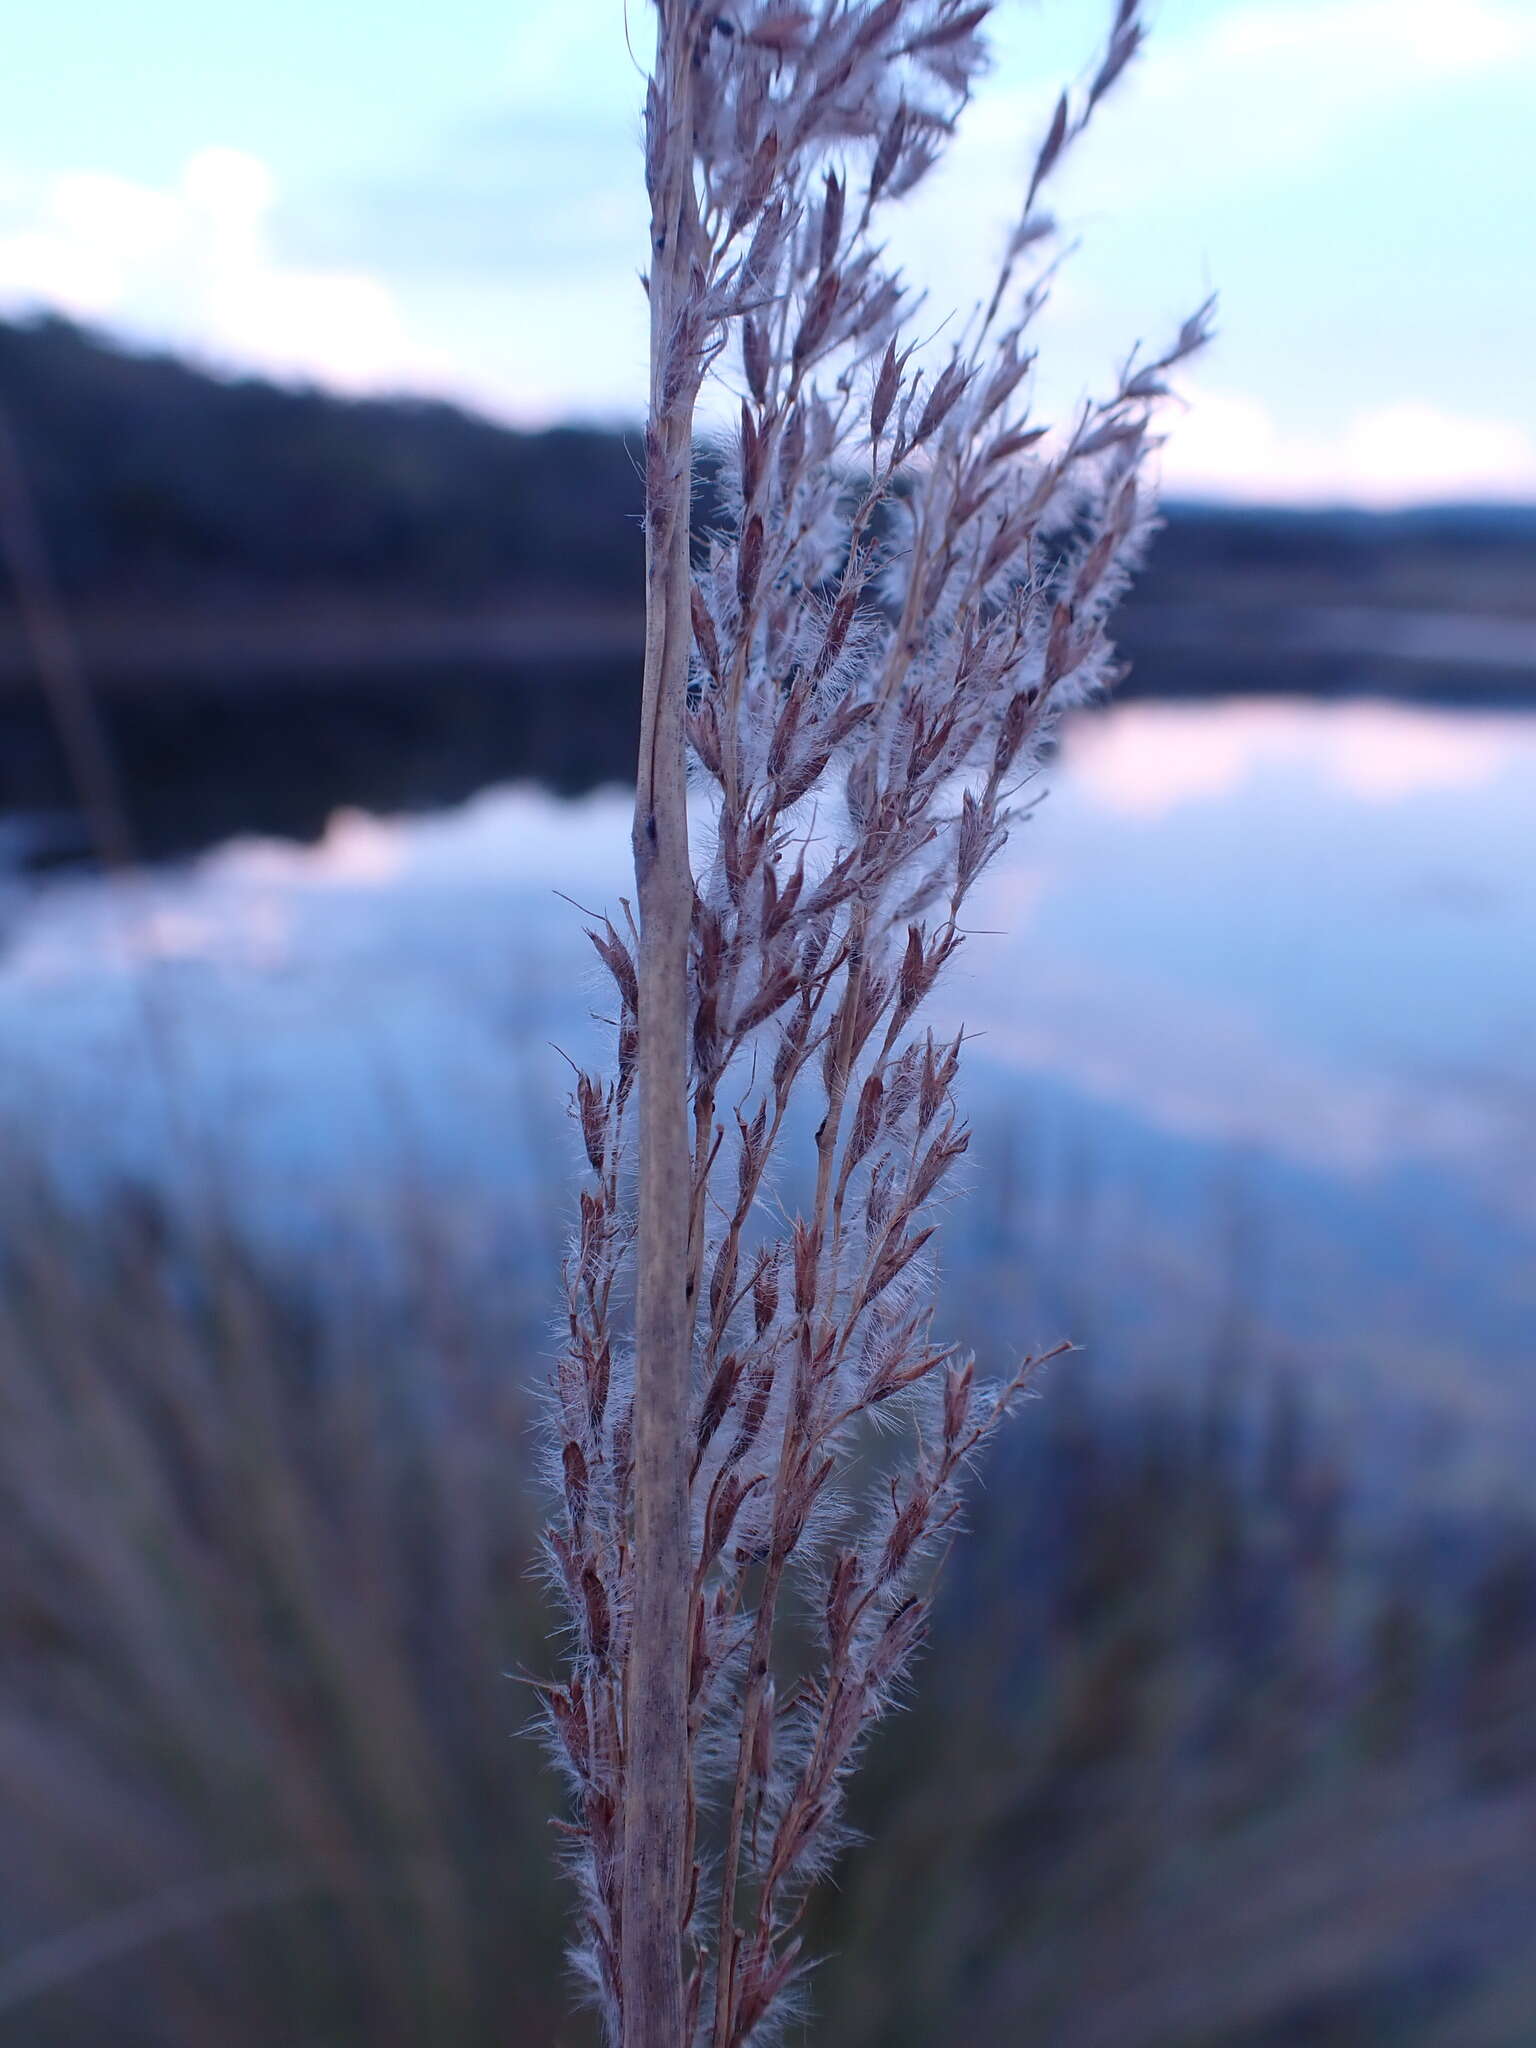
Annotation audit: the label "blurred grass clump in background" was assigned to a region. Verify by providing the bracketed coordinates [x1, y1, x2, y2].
[0, 1169, 565, 2047]
[1, 1165, 1533, 2047]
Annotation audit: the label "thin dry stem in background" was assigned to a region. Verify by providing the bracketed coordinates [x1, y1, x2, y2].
[539, 2, 1211, 2042]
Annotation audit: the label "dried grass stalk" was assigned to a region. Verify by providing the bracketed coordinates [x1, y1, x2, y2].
[623, 10, 710, 2043]
[539, 2, 1210, 2041]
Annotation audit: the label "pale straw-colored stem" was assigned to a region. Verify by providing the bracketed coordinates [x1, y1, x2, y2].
[622, 4, 704, 2040]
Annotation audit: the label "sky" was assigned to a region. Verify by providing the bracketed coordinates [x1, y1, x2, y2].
[0, 0, 1532, 504]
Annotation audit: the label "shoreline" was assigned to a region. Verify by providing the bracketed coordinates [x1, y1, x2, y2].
[0, 596, 1532, 702]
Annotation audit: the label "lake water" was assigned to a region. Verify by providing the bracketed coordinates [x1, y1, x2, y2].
[1, 695, 1531, 1498]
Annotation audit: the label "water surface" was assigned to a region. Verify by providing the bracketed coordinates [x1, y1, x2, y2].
[2, 696, 1530, 1493]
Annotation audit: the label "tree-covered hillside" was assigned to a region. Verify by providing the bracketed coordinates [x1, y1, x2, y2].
[0, 315, 644, 604]
[2, 312, 1533, 619]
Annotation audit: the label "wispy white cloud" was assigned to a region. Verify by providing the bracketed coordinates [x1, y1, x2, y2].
[990, 0, 1536, 210]
[2, 0, 1532, 496]
[886, 0, 1536, 345]
[0, 148, 445, 394]
[1164, 389, 1536, 504]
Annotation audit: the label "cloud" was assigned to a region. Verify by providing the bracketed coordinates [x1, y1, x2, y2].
[1162, 389, 1536, 504]
[1150, 0, 1533, 129]
[0, 147, 444, 394]
[3, 0, 1533, 483]
[894, 0, 1536, 285]
[0, 169, 177, 320]
[1039, 0, 1536, 204]
[898, 0, 1533, 294]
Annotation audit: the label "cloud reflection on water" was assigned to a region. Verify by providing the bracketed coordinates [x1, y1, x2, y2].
[2, 698, 1530, 1192]
[1065, 696, 1521, 817]
[0, 696, 1529, 1459]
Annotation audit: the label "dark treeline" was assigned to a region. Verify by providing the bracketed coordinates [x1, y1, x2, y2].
[4, 312, 1534, 614]
[0, 314, 1532, 864]
[0, 315, 643, 606]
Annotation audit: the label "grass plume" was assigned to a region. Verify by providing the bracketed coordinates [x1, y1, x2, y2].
[539, 1, 1211, 2040]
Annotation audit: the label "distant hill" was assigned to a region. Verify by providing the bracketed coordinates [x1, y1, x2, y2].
[0, 314, 1531, 861]
[0, 314, 645, 607]
[1, 312, 1532, 626]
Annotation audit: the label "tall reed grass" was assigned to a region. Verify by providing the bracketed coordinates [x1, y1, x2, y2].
[2, 1164, 1532, 2046]
[541, 1, 1209, 2039]
[0, 1170, 566, 2047]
